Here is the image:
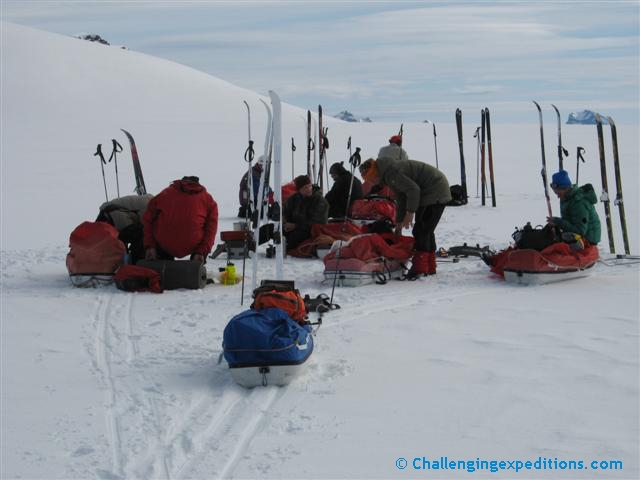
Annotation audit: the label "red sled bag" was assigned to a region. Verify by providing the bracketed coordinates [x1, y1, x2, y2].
[114, 265, 163, 293]
[66, 221, 126, 287]
[350, 196, 396, 223]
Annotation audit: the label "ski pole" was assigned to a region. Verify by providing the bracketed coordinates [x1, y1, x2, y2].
[306, 110, 312, 177]
[291, 137, 296, 180]
[108, 139, 123, 198]
[576, 147, 585, 185]
[322, 127, 330, 191]
[474, 126, 480, 197]
[94, 144, 109, 202]
[432, 123, 438, 169]
[424, 121, 438, 168]
[329, 147, 362, 308]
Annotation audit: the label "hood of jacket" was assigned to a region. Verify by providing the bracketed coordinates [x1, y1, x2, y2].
[171, 179, 206, 195]
[566, 184, 597, 205]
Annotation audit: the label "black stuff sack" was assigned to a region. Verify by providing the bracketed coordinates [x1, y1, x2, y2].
[512, 223, 562, 251]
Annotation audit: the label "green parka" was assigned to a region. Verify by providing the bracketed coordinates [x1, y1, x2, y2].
[557, 184, 601, 244]
[376, 158, 451, 220]
[283, 188, 329, 227]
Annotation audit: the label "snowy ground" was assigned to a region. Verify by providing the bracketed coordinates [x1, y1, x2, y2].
[1, 22, 639, 479]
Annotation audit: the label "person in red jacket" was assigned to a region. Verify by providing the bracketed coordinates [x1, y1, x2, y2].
[143, 176, 218, 263]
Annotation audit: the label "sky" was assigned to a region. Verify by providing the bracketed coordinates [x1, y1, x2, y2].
[1, 0, 639, 123]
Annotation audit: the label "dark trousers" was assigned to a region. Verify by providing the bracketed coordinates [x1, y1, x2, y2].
[284, 226, 311, 251]
[412, 204, 445, 252]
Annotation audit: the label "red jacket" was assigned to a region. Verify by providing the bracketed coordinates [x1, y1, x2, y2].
[143, 179, 218, 258]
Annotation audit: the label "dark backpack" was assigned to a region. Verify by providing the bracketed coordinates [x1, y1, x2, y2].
[447, 185, 468, 206]
[512, 223, 562, 251]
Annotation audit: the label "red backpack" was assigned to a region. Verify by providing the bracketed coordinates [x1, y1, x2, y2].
[252, 285, 308, 324]
[114, 265, 163, 293]
[350, 196, 396, 222]
[66, 222, 126, 286]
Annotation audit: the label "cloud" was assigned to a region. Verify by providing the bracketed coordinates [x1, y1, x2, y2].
[2, 1, 638, 122]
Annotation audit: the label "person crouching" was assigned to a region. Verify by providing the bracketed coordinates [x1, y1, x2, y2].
[143, 176, 218, 263]
[359, 157, 451, 277]
[283, 175, 329, 251]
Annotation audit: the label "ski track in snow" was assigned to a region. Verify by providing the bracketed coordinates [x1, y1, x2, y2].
[92, 293, 125, 479]
[83, 281, 287, 480]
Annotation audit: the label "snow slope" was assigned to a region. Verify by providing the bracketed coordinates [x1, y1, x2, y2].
[1, 22, 639, 479]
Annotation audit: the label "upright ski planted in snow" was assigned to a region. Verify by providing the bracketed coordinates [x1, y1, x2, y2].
[120, 129, 147, 195]
[455, 109, 468, 204]
[606, 116, 630, 255]
[251, 100, 273, 290]
[480, 109, 487, 206]
[532, 101, 552, 218]
[595, 113, 615, 254]
[269, 90, 284, 279]
[551, 104, 569, 171]
[485, 108, 496, 207]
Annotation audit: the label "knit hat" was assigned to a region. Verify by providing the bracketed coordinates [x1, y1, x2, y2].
[294, 175, 312, 190]
[551, 170, 572, 188]
[389, 135, 402, 146]
[329, 162, 348, 175]
[359, 158, 378, 182]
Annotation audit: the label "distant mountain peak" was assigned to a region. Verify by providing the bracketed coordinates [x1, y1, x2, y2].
[76, 33, 127, 49]
[567, 110, 609, 125]
[334, 110, 372, 123]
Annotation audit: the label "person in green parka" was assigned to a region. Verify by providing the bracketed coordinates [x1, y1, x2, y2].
[547, 170, 601, 246]
[359, 156, 451, 277]
[283, 175, 329, 251]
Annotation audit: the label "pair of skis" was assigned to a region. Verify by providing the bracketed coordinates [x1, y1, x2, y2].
[595, 114, 630, 256]
[304, 106, 329, 193]
[532, 101, 571, 218]
[247, 92, 285, 297]
[94, 129, 146, 200]
[479, 108, 497, 207]
[455, 108, 497, 207]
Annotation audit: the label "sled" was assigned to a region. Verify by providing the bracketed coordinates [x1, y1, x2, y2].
[502, 243, 599, 286]
[323, 257, 405, 287]
[504, 263, 596, 285]
[223, 307, 314, 388]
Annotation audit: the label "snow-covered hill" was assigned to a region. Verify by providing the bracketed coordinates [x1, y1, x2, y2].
[1, 22, 639, 479]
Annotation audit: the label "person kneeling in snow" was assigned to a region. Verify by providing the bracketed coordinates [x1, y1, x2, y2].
[143, 176, 218, 263]
[97, 193, 154, 264]
[359, 157, 451, 277]
[283, 175, 329, 251]
[325, 161, 363, 219]
[547, 170, 601, 248]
